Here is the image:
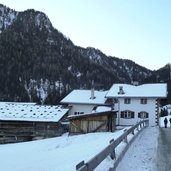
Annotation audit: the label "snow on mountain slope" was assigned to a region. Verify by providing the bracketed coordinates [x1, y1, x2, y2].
[0, 4, 18, 33]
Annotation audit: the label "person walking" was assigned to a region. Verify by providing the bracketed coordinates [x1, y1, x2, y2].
[164, 117, 168, 128]
[169, 118, 171, 128]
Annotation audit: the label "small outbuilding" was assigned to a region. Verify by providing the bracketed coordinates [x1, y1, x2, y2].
[68, 106, 116, 134]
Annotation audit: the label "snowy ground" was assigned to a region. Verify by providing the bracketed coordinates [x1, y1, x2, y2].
[0, 125, 159, 171]
[0, 128, 131, 171]
[116, 126, 158, 171]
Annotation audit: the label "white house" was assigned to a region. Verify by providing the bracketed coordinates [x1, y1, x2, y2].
[60, 89, 109, 116]
[105, 83, 167, 126]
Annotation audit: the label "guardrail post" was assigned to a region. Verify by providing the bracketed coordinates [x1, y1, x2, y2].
[109, 139, 116, 160]
[123, 129, 128, 144]
[76, 161, 86, 171]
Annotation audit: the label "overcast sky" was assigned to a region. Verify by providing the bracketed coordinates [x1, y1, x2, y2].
[1, 0, 171, 70]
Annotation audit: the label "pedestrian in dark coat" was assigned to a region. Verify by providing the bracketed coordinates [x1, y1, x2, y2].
[169, 118, 171, 128]
[164, 117, 168, 128]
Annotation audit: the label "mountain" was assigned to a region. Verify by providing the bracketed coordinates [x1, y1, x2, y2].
[0, 4, 170, 104]
[0, 4, 18, 33]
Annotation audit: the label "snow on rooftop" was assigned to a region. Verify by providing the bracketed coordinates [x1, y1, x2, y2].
[0, 102, 69, 122]
[60, 90, 108, 105]
[106, 83, 167, 98]
[92, 106, 112, 113]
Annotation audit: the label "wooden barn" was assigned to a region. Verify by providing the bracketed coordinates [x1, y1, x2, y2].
[68, 107, 116, 134]
[0, 102, 69, 144]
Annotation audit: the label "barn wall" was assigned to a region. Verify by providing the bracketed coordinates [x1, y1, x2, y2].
[70, 114, 115, 134]
[0, 121, 66, 144]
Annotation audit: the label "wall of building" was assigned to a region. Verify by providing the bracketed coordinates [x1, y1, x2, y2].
[69, 112, 116, 134]
[116, 97, 157, 126]
[68, 104, 96, 116]
[0, 121, 66, 144]
[70, 115, 108, 134]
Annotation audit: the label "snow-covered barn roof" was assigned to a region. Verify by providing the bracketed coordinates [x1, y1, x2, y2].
[60, 90, 108, 105]
[106, 83, 167, 98]
[0, 102, 69, 122]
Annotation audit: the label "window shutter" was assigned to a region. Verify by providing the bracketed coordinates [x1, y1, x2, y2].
[138, 112, 141, 118]
[146, 113, 149, 118]
[121, 111, 124, 118]
[131, 112, 134, 118]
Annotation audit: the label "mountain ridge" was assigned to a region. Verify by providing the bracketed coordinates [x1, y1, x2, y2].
[0, 3, 170, 104]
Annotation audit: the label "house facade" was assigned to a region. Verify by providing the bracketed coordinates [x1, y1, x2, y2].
[61, 83, 167, 127]
[106, 83, 167, 126]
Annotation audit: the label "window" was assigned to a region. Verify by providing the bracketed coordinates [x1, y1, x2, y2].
[140, 98, 147, 104]
[74, 112, 84, 115]
[138, 112, 149, 118]
[121, 110, 134, 119]
[124, 98, 131, 104]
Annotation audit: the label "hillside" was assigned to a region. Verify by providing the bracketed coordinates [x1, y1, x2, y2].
[0, 4, 170, 104]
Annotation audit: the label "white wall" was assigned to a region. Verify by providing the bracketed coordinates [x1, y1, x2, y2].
[68, 104, 96, 115]
[67, 97, 158, 126]
[116, 97, 157, 126]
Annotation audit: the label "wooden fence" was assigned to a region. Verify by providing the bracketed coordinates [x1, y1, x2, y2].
[76, 119, 149, 171]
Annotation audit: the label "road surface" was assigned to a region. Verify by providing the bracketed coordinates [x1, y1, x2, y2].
[114, 126, 171, 171]
[156, 127, 171, 171]
[116, 126, 158, 171]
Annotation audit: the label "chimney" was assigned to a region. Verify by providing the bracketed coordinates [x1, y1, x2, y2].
[118, 86, 125, 94]
[90, 80, 95, 99]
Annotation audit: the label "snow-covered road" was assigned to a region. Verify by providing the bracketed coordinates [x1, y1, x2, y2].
[116, 126, 158, 171]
